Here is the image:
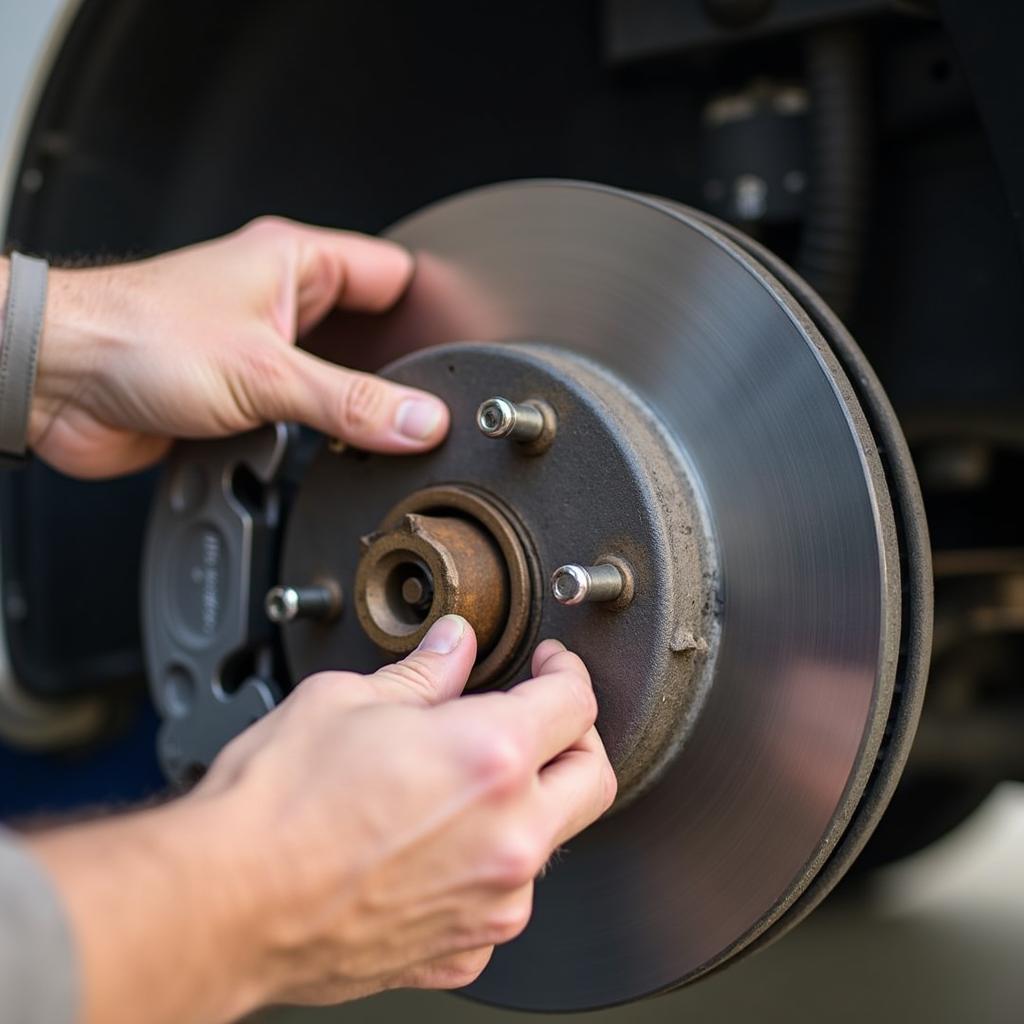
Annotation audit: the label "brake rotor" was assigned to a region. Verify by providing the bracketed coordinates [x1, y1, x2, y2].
[306, 181, 930, 1008]
[143, 180, 930, 1011]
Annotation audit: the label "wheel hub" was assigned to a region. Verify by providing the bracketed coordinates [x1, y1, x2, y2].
[279, 342, 715, 803]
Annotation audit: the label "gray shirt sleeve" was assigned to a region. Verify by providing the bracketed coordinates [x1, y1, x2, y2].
[0, 828, 77, 1023]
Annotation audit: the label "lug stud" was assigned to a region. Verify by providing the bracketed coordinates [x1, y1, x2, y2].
[265, 582, 341, 623]
[477, 397, 547, 443]
[551, 563, 628, 606]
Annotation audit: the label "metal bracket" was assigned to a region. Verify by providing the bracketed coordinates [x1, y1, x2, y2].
[142, 423, 290, 785]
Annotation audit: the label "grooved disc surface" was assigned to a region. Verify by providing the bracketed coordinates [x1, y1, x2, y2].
[309, 182, 904, 1010]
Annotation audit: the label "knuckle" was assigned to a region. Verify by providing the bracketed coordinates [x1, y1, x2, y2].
[545, 649, 589, 681]
[294, 670, 355, 709]
[298, 670, 336, 695]
[204, 737, 244, 782]
[485, 894, 534, 944]
[468, 730, 529, 794]
[336, 374, 387, 437]
[240, 342, 290, 383]
[489, 830, 546, 888]
[454, 947, 494, 985]
[377, 656, 439, 701]
[420, 947, 494, 990]
[567, 672, 599, 724]
[233, 345, 293, 415]
[601, 761, 619, 810]
[242, 214, 293, 239]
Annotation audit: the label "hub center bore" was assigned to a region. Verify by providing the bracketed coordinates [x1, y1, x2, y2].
[354, 484, 536, 690]
[355, 512, 508, 656]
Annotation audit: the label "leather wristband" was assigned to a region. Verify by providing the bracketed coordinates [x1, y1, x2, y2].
[0, 252, 48, 465]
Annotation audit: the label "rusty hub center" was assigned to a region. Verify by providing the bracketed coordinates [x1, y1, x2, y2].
[354, 485, 535, 689]
[356, 514, 506, 652]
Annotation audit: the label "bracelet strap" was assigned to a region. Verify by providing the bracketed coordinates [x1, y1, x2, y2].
[0, 252, 48, 458]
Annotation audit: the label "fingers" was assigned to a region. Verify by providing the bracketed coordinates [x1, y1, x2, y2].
[237, 217, 413, 329]
[459, 641, 613, 850]
[288, 223, 415, 326]
[226, 218, 448, 453]
[275, 348, 450, 452]
[371, 616, 478, 706]
[537, 726, 618, 847]
[532, 637, 568, 676]
[485, 643, 598, 769]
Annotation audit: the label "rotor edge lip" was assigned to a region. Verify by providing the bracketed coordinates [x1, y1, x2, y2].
[695, 211, 932, 975]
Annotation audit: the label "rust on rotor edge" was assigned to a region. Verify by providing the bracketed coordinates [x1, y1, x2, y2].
[358, 484, 539, 690]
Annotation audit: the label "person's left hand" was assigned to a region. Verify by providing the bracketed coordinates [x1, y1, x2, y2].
[27, 217, 448, 477]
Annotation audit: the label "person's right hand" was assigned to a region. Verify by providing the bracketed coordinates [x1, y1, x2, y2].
[196, 615, 615, 1007]
[29, 617, 614, 1024]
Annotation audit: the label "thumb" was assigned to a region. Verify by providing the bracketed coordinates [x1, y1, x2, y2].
[266, 347, 450, 453]
[372, 615, 478, 706]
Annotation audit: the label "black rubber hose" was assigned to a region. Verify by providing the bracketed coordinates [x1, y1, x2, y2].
[796, 26, 872, 321]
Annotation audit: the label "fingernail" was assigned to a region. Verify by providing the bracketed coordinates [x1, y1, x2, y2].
[395, 397, 444, 441]
[418, 615, 465, 654]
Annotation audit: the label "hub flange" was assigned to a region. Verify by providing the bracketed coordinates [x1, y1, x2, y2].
[278, 342, 717, 804]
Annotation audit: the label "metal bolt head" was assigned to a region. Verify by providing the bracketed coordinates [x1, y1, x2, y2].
[476, 396, 551, 446]
[477, 397, 518, 438]
[551, 562, 629, 606]
[265, 582, 341, 623]
[265, 585, 300, 623]
[552, 564, 590, 606]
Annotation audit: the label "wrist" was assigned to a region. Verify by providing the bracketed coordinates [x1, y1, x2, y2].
[34, 267, 107, 400]
[29, 265, 133, 443]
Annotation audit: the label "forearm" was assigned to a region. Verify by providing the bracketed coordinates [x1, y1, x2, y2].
[26, 795, 269, 1024]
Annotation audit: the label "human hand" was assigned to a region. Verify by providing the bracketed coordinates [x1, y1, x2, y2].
[27, 618, 615, 1024]
[25, 217, 448, 477]
[198, 615, 616, 1006]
